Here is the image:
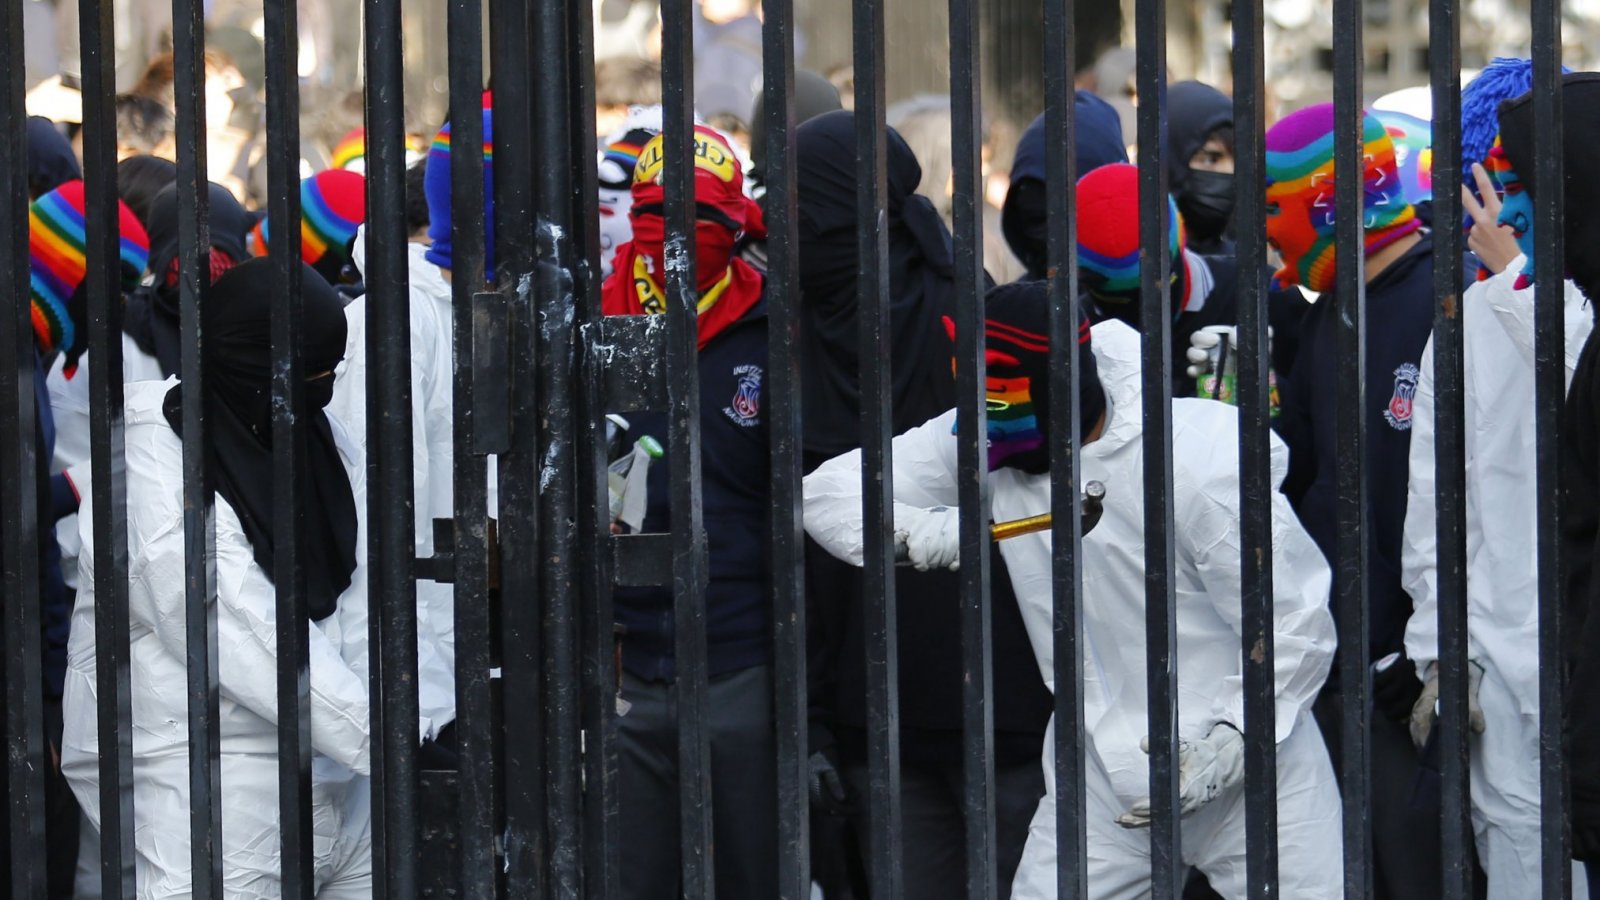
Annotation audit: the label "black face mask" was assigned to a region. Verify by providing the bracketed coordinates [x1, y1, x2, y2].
[1177, 169, 1236, 242]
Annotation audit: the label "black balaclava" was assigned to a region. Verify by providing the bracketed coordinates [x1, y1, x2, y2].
[952, 279, 1105, 475]
[162, 258, 357, 621]
[125, 181, 252, 377]
[1498, 72, 1600, 303]
[1165, 80, 1235, 249]
[1001, 91, 1129, 281]
[796, 110, 964, 466]
[27, 117, 82, 199]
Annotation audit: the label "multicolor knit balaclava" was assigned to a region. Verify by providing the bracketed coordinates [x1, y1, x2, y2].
[597, 106, 664, 279]
[1372, 108, 1433, 207]
[250, 170, 368, 284]
[1478, 137, 1537, 288]
[424, 101, 496, 278]
[1074, 162, 1188, 326]
[29, 179, 150, 373]
[1264, 103, 1421, 294]
[943, 280, 1106, 474]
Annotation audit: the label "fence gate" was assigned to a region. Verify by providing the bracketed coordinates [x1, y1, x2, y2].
[0, 0, 1578, 896]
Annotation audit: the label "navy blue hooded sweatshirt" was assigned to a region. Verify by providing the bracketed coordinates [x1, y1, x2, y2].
[613, 300, 772, 682]
[1280, 233, 1435, 668]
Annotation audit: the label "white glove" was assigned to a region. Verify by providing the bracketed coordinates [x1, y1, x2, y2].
[1185, 327, 1226, 380]
[1184, 326, 1275, 380]
[893, 502, 961, 572]
[1410, 660, 1487, 750]
[1117, 723, 1246, 828]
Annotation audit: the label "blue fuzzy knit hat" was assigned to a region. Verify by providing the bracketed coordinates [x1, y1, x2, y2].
[424, 102, 495, 279]
[1461, 58, 1566, 187]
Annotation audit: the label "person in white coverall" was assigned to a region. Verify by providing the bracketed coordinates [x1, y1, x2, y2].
[803, 281, 1342, 899]
[61, 260, 374, 898]
[1400, 153, 1594, 899]
[330, 223, 458, 740]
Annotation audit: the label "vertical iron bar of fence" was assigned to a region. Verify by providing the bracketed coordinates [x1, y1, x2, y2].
[361, 0, 422, 890]
[529, 0, 582, 892]
[170, 1, 223, 894]
[760, 0, 809, 895]
[657, 0, 714, 893]
[1426, 1, 1473, 896]
[571, 0, 622, 894]
[1134, 0, 1179, 893]
[948, 0, 996, 893]
[1531, 0, 1569, 894]
[78, 0, 137, 892]
[853, 0, 901, 893]
[1330, 0, 1372, 892]
[1041, 0, 1087, 895]
[1, 0, 45, 893]
[487, 0, 544, 888]
[1229, 0, 1279, 893]
[262, 0, 315, 893]
[442, 0, 496, 893]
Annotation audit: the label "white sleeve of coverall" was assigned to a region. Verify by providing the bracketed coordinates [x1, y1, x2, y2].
[123, 490, 372, 774]
[1182, 427, 1336, 743]
[1401, 340, 1444, 669]
[803, 408, 963, 567]
[1482, 263, 1592, 387]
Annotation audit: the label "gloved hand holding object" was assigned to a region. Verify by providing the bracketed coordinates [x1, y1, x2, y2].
[893, 502, 961, 571]
[1186, 325, 1279, 415]
[1409, 660, 1486, 750]
[1372, 651, 1425, 724]
[1117, 723, 1245, 828]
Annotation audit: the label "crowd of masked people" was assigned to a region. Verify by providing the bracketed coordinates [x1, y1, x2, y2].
[10, 40, 1600, 900]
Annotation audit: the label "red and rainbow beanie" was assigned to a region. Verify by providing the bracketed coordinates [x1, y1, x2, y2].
[250, 170, 368, 283]
[1264, 103, 1420, 293]
[1074, 162, 1184, 301]
[29, 179, 150, 370]
[332, 127, 366, 171]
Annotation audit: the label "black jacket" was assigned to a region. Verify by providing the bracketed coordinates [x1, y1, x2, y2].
[1280, 234, 1435, 667]
[613, 300, 773, 682]
[1562, 319, 1600, 855]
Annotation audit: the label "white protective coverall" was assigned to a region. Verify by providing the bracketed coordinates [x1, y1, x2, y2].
[46, 336, 165, 588]
[330, 229, 460, 736]
[1401, 261, 1593, 899]
[60, 380, 374, 898]
[804, 320, 1342, 899]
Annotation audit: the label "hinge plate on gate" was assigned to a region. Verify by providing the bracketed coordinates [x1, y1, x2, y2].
[595, 314, 669, 411]
[610, 532, 674, 587]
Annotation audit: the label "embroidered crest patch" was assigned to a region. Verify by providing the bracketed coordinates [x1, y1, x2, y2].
[1384, 362, 1420, 431]
[724, 364, 763, 426]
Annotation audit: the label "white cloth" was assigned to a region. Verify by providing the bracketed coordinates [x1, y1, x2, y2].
[60, 380, 373, 898]
[1401, 265, 1592, 898]
[45, 337, 166, 588]
[804, 319, 1341, 897]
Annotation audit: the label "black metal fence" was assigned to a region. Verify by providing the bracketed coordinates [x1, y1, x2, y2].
[0, 0, 1577, 896]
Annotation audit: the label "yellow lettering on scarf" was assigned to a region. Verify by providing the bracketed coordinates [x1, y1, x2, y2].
[631, 253, 734, 316]
[633, 131, 738, 185]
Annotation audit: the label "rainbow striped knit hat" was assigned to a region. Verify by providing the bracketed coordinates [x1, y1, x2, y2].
[424, 102, 496, 278]
[1264, 103, 1420, 293]
[1074, 163, 1187, 315]
[29, 179, 150, 372]
[332, 127, 366, 171]
[250, 170, 368, 283]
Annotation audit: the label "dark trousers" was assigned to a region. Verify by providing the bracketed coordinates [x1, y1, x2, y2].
[1589, 861, 1599, 900]
[1313, 688, 1446, 900]
[841, 754, 1045, 900]
[618, 664, 778, 900]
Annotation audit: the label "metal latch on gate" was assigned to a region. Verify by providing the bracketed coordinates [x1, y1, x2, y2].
[415, 518, 501, 590]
